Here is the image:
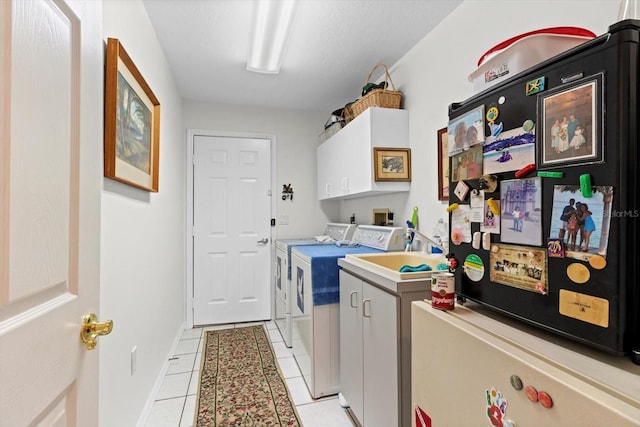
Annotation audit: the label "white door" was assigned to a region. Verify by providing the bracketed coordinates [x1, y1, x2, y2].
[192, 135, 271, 325]
[0, 1, 104, 426]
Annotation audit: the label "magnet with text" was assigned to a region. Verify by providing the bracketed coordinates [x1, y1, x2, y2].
[464, 254, 485, 282]
[538, 170, 564, 178]
[547, 238, 565, 258]
[525, 76, 546, 96]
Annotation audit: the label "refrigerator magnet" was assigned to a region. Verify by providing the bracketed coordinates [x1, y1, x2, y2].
[525, 76, 546, 96]
[567, 263, 590, 284]
[589, 254, 607, 270]
[547, 238, 565, 258]
[463, 254, 485, 281]
[454, 180, 470, 201]
[486, 106, 499, 122]
[479, 174, 498, 193]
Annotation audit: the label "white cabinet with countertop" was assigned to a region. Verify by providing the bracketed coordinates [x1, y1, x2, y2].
[338, 256, 431, 427]
[411, 301, 640, 427]
[317, 107, 410, 200]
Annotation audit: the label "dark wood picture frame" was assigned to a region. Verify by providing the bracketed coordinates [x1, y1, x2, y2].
[437, 127, 449, 200]
[104, 38, 160, 192]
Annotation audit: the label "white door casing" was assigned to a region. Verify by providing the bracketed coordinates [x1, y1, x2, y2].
[191, 134, 272, 325]
[0, 0, 103, 426]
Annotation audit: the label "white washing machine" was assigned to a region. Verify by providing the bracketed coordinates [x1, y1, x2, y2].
[290, 225, 406, 398]
[275, 223, 356, 347]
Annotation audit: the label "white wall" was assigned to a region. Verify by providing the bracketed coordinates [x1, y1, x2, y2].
[101, 1, 186, 426]
[183, 101, 338, 239]
[341, 0, 617, 239]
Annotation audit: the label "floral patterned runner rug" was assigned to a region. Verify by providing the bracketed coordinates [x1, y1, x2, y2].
[194, 326, 302, 426]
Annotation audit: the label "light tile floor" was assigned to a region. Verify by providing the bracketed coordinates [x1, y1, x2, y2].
[144, 320, 355, 427]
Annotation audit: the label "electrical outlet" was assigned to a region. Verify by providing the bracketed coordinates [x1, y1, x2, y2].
[131, 346, 137, 375]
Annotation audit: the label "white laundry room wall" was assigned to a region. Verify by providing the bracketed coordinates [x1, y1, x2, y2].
[101, 1, 186, 426]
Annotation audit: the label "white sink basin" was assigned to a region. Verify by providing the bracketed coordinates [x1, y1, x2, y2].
[344, 252, 448, 280]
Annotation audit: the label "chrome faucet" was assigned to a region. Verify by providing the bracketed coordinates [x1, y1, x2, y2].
[405, 228, 446, 253]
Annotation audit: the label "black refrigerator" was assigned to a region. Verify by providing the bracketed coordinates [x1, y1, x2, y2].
[447, 19, 640, 363]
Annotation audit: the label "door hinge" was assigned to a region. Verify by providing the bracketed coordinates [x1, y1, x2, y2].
[192, 226, 196, 236]
[271, 218, 276, 226]
[267, 189, 272, 196]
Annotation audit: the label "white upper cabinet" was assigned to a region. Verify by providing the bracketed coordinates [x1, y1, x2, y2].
[317, 107, 410, 200]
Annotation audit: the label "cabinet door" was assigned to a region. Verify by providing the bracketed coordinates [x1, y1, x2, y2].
[363, 283, 399, 427]
[340, 115, 370, 196]
[317, 140, 337, 199]
[339, 271, 364, 423]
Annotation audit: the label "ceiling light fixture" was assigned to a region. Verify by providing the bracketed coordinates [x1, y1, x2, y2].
[246, 0, 298, 74]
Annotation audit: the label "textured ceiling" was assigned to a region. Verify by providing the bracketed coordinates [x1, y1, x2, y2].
[143, 0, 462, 113]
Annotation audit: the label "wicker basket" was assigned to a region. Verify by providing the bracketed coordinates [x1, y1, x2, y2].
[348, 64, 402, 121]
[343, 103, 356, 123]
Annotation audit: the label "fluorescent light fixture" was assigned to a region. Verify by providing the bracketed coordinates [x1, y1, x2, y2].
[247, 0, 298, 74]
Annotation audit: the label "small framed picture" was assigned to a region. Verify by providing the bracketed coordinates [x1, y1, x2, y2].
[537, 73, 603, 169]
[451, 145, 483, 182]
[447, 105, 485, 156]
[437, 128, 449, 200]
[104, 38, 161, 192]
[373, 147, 411, 181]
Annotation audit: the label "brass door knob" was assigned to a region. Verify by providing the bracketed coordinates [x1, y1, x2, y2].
[80, 313, 113, 350]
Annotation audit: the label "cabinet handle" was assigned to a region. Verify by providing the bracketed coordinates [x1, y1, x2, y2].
[362, 298, 371, 317]
[350, 291, 358, 308]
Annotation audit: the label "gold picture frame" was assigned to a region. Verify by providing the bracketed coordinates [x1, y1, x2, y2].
[104, 38, 160, 192]
[373, 147, 411, 182]
[437, 127, 449, 200]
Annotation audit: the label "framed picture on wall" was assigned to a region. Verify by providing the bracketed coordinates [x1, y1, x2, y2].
[373, 147, 412, 181]
[104, 38, 161, 192]
[537, 73, 603, 169]
[437, 127, 449, 200]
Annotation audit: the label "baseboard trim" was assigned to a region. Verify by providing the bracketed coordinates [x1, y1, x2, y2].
[135, 321, 186, 427]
